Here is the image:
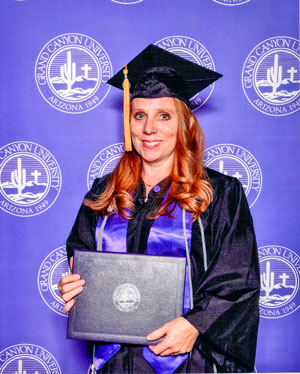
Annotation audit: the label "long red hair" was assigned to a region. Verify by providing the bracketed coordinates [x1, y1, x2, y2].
[84, 98, 213, 221]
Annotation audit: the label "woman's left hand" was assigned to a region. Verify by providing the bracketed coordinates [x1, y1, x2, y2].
[146, 317, 199, 356]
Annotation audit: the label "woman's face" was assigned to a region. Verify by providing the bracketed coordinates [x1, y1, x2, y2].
[130, 97, 179, 167]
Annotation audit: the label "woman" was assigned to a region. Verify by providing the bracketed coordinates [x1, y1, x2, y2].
[59, 45, 260, 373]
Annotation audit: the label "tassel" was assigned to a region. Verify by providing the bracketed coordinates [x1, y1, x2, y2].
[123, 65, 132, 152]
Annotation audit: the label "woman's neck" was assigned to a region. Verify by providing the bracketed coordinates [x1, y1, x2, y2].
[142, 160, 172, 197]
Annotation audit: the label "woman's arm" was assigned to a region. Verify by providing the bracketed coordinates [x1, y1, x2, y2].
[59, 176, 109, 311]
[183, 177, 260, 372]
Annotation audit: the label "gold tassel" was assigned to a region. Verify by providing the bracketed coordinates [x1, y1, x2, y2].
[123, 64, 132, 152]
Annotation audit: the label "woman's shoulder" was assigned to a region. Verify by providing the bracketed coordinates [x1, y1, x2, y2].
[205, 167, 238, 185]
[85, 173, 111, 201]
[205, 167, 243, 196]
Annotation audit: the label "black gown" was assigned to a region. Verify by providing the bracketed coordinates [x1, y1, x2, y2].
[66, 168, 260, 374]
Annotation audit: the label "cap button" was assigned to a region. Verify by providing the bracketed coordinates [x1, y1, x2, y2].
[153, 185, 161, 193]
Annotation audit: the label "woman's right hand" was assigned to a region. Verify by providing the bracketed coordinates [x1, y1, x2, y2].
[58, 256, 85, 313]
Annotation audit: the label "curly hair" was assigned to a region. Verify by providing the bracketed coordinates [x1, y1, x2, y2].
[84, 98, 213, 221]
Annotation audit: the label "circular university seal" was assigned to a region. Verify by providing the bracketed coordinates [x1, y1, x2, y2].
[0, 344, 61, 374]
[155, 36, 217, 111]
[111, 0, 143, 3]
[113, 283, 141, 312]
[212, 0, 250, 5]
[87, 142, 125, 189]
[203, 143, 262, 208]
[258, 245, 300, 319]
[0, 141, 61, 217]
[38, 246, 70, 317]
[242, 36, 300, 116]
[35, 33, 113, 114]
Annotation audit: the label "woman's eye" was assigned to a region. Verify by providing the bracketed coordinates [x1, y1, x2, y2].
[160, 113, 170, 120]
[134, 113, 145, 120]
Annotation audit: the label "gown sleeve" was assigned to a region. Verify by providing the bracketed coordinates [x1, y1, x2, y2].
[183, 176, 260, 372]
[66, 175, 110, 261]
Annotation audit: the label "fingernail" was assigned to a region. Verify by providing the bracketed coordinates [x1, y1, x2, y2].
[77, 286, 83, 291]
[79, 280, 85, 285]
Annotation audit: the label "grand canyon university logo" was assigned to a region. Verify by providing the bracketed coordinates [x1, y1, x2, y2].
[155, 36, 217, 111]
[203, 144, 262, 208]
[38, 246, 70, 317]
[242, 36, 300, 116]
[35, 33, 113, 114]
[0, 344, 61, 374]
[259, 245, 300, 319]
[0, 141, 61, 217]
[87, 143, 125, 189]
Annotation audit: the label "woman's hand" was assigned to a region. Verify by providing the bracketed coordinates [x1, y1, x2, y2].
[146, 317, 199, 356]
[57, 256, 85, 313]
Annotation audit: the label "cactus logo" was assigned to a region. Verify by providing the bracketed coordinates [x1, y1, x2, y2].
[87, 142, 125, 189]
[155, 36, 217, 111]
[35, 33, 113, 114]
[212, 0, 250, 5]
[0, 141, 61, 217]
[258, 245, 300, 319]
[242, 36, 300, 116]
[111, 0, 143, 3]
[0, 344, 61, 374]
[38, 246, 70, 317]
[203, 144, 262, 208]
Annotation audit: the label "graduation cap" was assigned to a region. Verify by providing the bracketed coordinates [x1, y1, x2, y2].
[107, 44, 222, 151]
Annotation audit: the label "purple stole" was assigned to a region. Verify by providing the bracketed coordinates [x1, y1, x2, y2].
[93, 202, 193, 374]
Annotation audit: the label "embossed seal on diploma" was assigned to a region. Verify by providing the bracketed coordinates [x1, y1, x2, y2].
[113, 283, 141, 312]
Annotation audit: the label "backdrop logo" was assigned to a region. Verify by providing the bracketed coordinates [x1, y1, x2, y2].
[242, 36, 300, 116]
[111, 0, 143, 3]
[38, 246, 70, 317]
[35, 33, 113, 114]
[203, 144, 262, 208]
[0, 344, 61, 374]
[259, 245, 300, 319]
[0, 141, 61, 217]
[87, 143, 124, 189]
[212, 0, 250, 5]
[155, 36, 217, 111]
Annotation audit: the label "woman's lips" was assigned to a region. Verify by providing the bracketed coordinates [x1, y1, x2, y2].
[142, 140, 161, 149]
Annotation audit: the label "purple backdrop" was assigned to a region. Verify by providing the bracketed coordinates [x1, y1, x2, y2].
[0, 0, 299, 373]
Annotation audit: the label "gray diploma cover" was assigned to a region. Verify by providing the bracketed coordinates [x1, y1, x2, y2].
[67, 249, 186, 345]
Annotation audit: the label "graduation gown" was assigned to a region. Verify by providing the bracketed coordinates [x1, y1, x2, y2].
[66, 168, 260, 373]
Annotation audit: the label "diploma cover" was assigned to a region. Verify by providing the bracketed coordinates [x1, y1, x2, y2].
[67, 249, 186, 345]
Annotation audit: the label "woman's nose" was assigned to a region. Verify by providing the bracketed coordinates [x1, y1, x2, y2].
[143, 117, 157, 134]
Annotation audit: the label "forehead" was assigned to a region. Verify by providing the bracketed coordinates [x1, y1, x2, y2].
[131, 97, 177, 112]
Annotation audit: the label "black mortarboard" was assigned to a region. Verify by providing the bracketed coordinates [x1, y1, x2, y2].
[107, 44, 222, 151]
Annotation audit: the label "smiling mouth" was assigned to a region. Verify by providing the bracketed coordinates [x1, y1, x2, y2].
[141, 140, 161, 149]
[142, 140, 161, 145]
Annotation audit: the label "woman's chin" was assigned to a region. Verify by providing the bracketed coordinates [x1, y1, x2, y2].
[140, 152, 175, 167]
[141, 155, 162, 164]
